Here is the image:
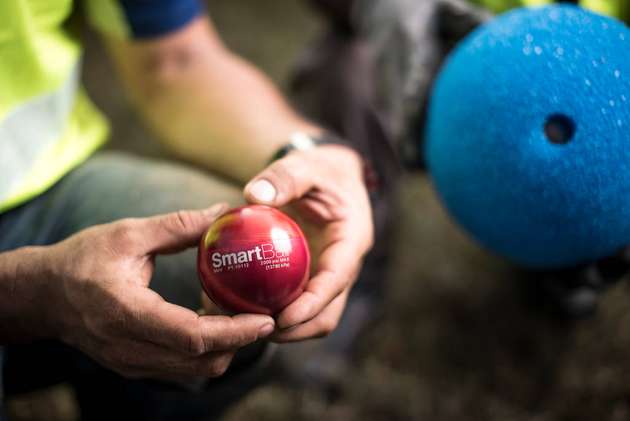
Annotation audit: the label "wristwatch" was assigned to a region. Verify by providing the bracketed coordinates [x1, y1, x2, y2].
[269, 131, 350, 162]
[270, 131, 380, 192]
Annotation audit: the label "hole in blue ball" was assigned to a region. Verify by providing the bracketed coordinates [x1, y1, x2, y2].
[544, 114, 576, 145]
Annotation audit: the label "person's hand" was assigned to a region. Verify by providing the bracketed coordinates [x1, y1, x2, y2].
[244, 145, 374, 342]
[41, 204, 275, 381]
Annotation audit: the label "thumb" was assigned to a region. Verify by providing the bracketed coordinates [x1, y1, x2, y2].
[139, 203, 228, 254]
[244, 156, 314, 207]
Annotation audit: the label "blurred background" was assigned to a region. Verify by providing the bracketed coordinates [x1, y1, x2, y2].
[7, 1, 630, 420]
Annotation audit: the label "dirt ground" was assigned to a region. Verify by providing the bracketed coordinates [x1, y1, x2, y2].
[7, 1, 630, 420]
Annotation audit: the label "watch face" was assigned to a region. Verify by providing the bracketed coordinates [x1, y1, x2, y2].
[289, 132, 317, 150]
[271, 131, 351, 163]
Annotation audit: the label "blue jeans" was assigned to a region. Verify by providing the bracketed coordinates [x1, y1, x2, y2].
[0, 152, 270, 421]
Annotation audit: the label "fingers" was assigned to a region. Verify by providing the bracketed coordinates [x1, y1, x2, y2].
[170, 351, 236, 381]
[244, 154, 316, 207]
[137, 203, 229, 254]
[88, 287, 272, 381]
[295, 198, 333, 222]
[196, 313, 275, 352]
[275, 240, 361, 329]
[271, 289, 349, 343]
[199, 292, 226, 316]
[99, 338, 238, 381]
[123, 289, 275, 355]
[154, 350, 236, 381]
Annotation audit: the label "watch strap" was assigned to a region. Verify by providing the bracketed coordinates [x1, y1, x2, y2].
[270, 131, 350, 162]
[270, 131, 380, 192]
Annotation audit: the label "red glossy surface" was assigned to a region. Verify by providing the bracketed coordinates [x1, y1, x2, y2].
[197, 205, 310, 315]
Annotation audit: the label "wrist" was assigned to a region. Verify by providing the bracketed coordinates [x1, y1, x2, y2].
[270, 131, 376, 191]
[269, 130, 352, 163]
[0, 246, 59, 342]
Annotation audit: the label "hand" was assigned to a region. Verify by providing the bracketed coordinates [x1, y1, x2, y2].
[41, 204, 275, 381]
[244, 145, 374, 342]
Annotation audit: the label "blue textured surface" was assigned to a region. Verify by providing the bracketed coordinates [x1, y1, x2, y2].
[426, 6, 630, 269]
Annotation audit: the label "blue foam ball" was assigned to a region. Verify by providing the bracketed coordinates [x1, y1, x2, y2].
[426, 6, 630, 269]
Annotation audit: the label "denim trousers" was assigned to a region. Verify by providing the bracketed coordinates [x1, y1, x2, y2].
[0, 152, 271, 421]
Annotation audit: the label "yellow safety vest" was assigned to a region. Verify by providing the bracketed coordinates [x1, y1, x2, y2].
[473, 0, 629, 20]
[0, 0, 109, 213]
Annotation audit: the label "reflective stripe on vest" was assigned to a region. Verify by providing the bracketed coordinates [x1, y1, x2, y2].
[0, 0, 110, 213]
[0, 62, 79, 200]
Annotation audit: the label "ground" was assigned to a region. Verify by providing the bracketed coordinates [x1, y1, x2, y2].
[7, 1, 630, 420]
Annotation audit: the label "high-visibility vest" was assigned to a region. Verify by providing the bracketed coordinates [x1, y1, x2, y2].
[472, 0, 629, 20]
[0, 0, 109, 213]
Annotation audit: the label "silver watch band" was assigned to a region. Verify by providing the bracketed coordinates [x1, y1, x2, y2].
[269, 131, 351, 162]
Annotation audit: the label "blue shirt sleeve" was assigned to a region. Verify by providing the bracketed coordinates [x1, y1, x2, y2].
[85, 0, 205, 40]
[119, 0, 204, 39]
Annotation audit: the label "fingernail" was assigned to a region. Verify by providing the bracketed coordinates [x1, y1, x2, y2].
[203, 203, 228, 217]
[248, 180, 276, 203]
[259, 323, 275, 337]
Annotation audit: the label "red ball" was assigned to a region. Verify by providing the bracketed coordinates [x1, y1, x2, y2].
[197, 205, 310, 315]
